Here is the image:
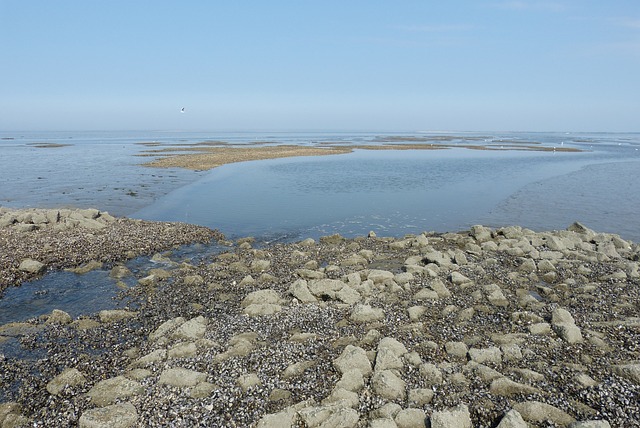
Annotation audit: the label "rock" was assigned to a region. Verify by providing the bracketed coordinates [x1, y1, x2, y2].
[159, 367, 207, 387]
[369, 419, 397, 428]
[470, 225, 493, 243]
[430, 404, 472, 428]
[309, 278, 347, 299]
[611, 363, 640, 384]
[497, 409, 527, 428]
[336, 285, 362, 304]
[130, 349, 167, 368]
[18, 258, 45, 274]
[419, 363, 443, 385]
[78, 402, 138, 428]
[368, 269, 395, 284]
[46, 367, 87, 395]
[243, 303, 282, 316]
[190, 381, 217, 399]
[282, 360, 316, 379]
[289, 279, 318, 303]
[444, 341, 468, 359]
[489, 377, 542, 396]
[150, 317, 185, 341]
[430, 279, 452, 298]
[408, 388, 434, 405]
[413, 288, 440, 301]
[86, 376, 144, 407]
[237, 373, 262, 391]
[450, 271, 472, 285]
[241, 289, 282, 307]
[371, 370, 406, 400]
[46, 309, 72, 325]
[567, 421, 611, 428]
[333, 345, 372, 376]
[375, 347, 404, 372]
[98, 310, 137, 323]
[110, 265, 132, 279]
[171, 316, 207, 340]
[350, 304, 385, 323]
[468, 347, 502, 364]
[322, 388, 359, 408]
[298, 405, 359, 428]
[168, 342, 198, 358]
[336, 369, 365, 392]
[67, 260, 104, 274]
[513, 401, 576, 426]
[552, 308, 583, 344]
[395, 408, 426, 428]
[529, 322, 551, 335]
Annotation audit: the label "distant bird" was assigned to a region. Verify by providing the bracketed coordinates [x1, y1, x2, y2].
[180, 107, 185, 113]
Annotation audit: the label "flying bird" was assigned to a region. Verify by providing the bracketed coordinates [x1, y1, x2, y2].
[180, 107, 185, 113]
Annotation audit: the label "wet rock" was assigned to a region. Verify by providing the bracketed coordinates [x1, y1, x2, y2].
[46, 367, 87, 395]
[98, 309, 137, 323]
[513, 401, 575, 426]
[46, 309, 72, 325]
[18, 258, 45, 274]
[66, 260, 104, 274]
[430, 404, 472, 428]
[86, 376, 144, 407]
[78, 402, 138, 428]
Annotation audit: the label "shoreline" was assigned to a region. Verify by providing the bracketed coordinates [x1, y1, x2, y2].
[1, 208, 639, 427]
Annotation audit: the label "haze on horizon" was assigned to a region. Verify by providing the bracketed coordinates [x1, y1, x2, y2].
[1, 1, 639, 133]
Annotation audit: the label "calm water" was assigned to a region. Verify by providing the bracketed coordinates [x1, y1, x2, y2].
[0, 130, 639, 330]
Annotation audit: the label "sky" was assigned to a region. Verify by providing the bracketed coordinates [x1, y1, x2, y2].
[1, 1, 639, 132]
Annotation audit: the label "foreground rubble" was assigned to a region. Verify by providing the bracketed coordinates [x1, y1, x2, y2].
[1, 221, 639, 427]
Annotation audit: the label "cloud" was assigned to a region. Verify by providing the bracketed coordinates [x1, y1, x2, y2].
[490, 1, 566, 12]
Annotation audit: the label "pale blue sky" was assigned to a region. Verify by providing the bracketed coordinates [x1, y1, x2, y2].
[1, 1, 639, 131]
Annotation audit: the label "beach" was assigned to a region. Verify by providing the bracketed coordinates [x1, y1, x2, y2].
[1, 207, 639, 427]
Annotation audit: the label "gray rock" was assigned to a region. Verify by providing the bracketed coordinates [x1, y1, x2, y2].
[567, 421, 611, 428]
[237, 373, 262, 391]
[243, 303, 282, 316]
[86, 376, 143, 407]
[335, 369, 365, 392]
[149, 317, 185, 341]
[489, 377, 542, 396]
[367, 269, 395, 284]
[289, 279, 318, 303]
[46, 309, 72, 325]
[298, 405, 360, 428]
[408, 388, 434, 405]
[395, 408, 426, 428]
[333, 345, 372, 376]
[241, 289, 282, 307]
[98, 310, 137, 323]
[444, 341, 468, 358]
[78, 402, 138, 428]
[371, 369, 406, 400]
[611, 363, 640, 384]
[552, 308, 583, 344]
[171, 316, 207, 340]
[450, 271, 472, 285]
[159, 367, 207, 387]
[496, 409, 527, 428]
[419, 363, 443, 385]
[46, 368, 87, 395]
[18, 258, 45, 274]
[350, 304, 385, 323]
[468, 346, 502, 364]
[513, 401, 576, 426]
[430, 404, 472, 428]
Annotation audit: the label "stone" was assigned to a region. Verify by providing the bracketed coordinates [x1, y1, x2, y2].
[611, 363, 640, 384]
[567, 421, 611, 428]
[158, 367, 207, 387]
[309, 278, 347, 298]
[46, 309, 72, 325]
[370, 419, 397, 428]
[130, 349, 167, 368]
[430, 404, 472, 428]
[150, 318, 187, 341]
[371, 370, 406, 400]
[335, 369, 365, 392]
[86, 376, 143, 407]
[168, 342, 198, 358]
[322, 388, 359, 408]
[333, 345, 373, 376]
[67, 260, 104, 274]
[375, 347, 404, 372]
[78, 402, 138, 428]
[237, 373, 262, 391]
[243, 303, 282, 316]
[395, 408, 426, 428]
[497, 409, 528, 428]
[529, 322, 551, 335]
[413, 288, 440, 301]
[419, 363, 443, 385]
[241, 289, 282, 307]
[430, 279, 452, 298]
[513, 401, 576, 426]
[110, 265, 132, 279]
[190, 382, 217, 399]
[336, 285, 362, 304]
[298, 405, 359, 428]
[46, 367, 87, 395]
[18, 258, 45, 274]
[368, 269, 395, 284]
[98, 310, 137, 323]
[408, 306, 427, 321]
[408, 388, 434, 405]
[468, 346, 502, 364]
[489, 377, 542, 396]
[350, 304, 385, 323]
[171, 316, 207, 340]
[450, 271, 472, 285]
[289, 279, 318, 303]
[444, 341, 468, 358]
[282, 360, 316, 379]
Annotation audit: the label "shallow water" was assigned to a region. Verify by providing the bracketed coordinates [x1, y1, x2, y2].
[1, 130, 639, 331]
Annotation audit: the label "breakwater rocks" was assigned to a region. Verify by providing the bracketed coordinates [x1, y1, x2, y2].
[0, 207, 222, 292]
[1, 223, 639, 426]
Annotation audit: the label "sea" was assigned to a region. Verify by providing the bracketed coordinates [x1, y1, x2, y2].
[0, 130, 639, 330]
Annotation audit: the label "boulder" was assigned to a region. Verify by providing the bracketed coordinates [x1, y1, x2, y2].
[513, 401, 576, 426]
[159, 368, 207, 387]
[371, 369, 406, 400]
[46, 309, 72, 325]
[18, 258, 45, 274]
[171, 316, 207, 340]
[288, 279, 318, 303]
[350, 304, 385, 323]
[86, 376, 143, 407]
[430, 404, 472, 428]
[46, 368, 87, 395]
[497, 409, 527, 428]
[78, 402, 138, 428]
[395, 408, 426, 428]
[333, 345, 372, 376]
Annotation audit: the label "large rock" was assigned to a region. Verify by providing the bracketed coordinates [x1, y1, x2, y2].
[171, 316, 207, 340]
[371, 370, 406, 401]
[552, 308, 583, 344]
[513, 401, 576, 426]
[497, 409, 528, 428]
[611, 363, 640, 384]
[489, 377, 542, 397]
[333, 345, 372, 376]
[159, 367, 207, 387]
[86, 376, 143, 407]
[430, 404, 472, 428]
[18, 258, 45, 274]
[241, 289, 282, 307]
[78, 402, 138, 428]
[46, 368, 87, 395]
[289, 279, 318, 303]
[350, 304, 385, 323]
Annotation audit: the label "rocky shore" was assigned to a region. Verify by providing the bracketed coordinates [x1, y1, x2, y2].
[1, 214, 639, 427]
[0, 207, 222, 293]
